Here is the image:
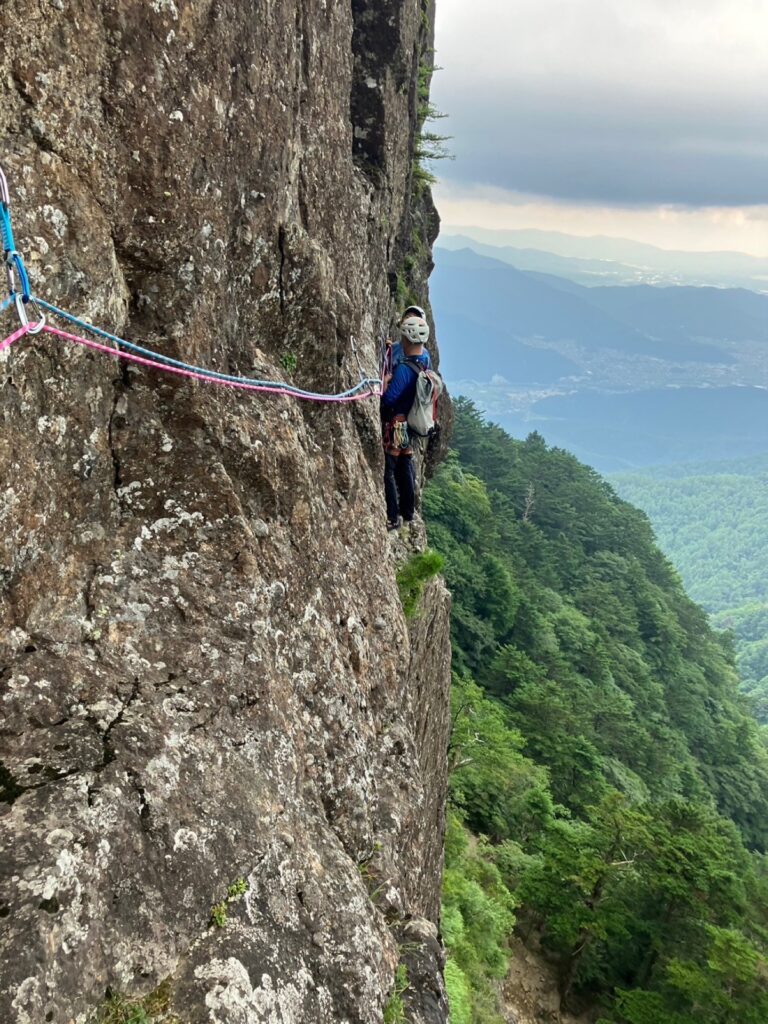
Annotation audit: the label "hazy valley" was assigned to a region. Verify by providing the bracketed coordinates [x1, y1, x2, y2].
[433, 230, 768, 727]
[434, 240, 768, 471]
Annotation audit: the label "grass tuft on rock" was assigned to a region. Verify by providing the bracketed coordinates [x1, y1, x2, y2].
[396, 550, 444, 618]
[383, 963, 410, 1023]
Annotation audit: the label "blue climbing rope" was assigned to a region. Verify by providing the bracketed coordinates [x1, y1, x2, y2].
[1, 170, 31, 304]
[0, 204, 15, 252]
[34, 298, 380, 400]
[0, 163, 380, 401]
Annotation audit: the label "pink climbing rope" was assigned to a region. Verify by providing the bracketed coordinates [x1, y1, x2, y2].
[0, 323, 379, 403]
[0, 323, 30, 353]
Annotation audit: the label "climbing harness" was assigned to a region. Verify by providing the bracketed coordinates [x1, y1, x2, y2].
[0, 165, 381, 403]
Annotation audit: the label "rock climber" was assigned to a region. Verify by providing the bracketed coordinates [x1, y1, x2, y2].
[381, 313, 430, 530]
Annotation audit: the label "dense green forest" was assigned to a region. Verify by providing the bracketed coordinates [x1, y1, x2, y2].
[611, 469, 768, 722]
[424, 400, 768, 1024]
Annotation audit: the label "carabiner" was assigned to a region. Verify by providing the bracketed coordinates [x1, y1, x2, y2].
[6, 251, 29, 302]
[27, 297, 45, 335]
[14, 292, 45, 334]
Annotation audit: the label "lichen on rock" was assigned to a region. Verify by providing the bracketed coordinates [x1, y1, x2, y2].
[0, 1, 450, 1022]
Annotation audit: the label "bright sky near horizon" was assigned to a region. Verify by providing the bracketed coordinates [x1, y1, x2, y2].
[432, 0, 768, 254]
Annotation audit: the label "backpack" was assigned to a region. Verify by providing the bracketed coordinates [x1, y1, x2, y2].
[403, 359, 444, 437]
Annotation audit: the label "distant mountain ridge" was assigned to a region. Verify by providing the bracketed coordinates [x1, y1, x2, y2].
[432, 247, 766, 385]
[439, 229, 768, 292]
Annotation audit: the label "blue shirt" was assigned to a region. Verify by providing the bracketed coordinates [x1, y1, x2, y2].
[390, 342, 431, 370]
[381, 352, 430, 419]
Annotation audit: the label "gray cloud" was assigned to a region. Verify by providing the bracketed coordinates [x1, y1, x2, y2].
[431, 0, 768, 206]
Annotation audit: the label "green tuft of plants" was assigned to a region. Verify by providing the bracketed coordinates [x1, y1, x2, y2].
[90, 978, 181, 1024]
[141, 980, 177, 1021]
[227, 878, 249, 899]
[383, 963, 410, 1024]
[281, 352, 297, 373]
[210, 875, 249, 928]
[210, 900, 228, 929]
[95, 993, 150, 1024]
[396, 550, 444, 618]
[394, 270, 419, 312]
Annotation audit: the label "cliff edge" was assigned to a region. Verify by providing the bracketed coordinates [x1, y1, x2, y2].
[0, 1, 451, 1021]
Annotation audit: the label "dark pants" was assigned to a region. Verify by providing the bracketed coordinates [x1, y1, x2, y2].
[384, 453, 415, 523]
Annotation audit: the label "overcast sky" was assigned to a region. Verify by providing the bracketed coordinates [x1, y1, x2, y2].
[432, 0, 768, 253]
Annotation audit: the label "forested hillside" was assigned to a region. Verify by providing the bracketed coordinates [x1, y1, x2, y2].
[425, 401, 768, 1024]
[612, 468, 768, 722]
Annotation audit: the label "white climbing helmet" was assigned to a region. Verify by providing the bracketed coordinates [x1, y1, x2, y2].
[401, 315, 429, 345]
[401, 304, 426, 321]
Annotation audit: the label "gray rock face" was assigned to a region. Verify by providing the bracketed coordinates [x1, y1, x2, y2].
[0, 1, 450, 1021]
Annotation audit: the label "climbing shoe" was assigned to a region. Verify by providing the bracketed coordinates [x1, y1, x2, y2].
[387, 517, 403, 531]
